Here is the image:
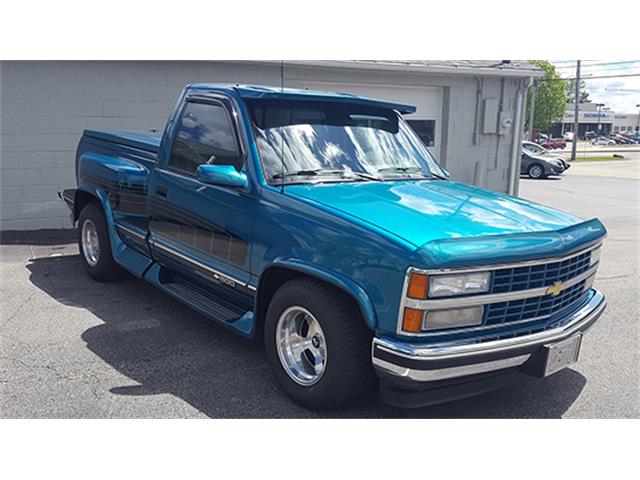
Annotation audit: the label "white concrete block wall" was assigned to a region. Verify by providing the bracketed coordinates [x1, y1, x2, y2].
[0, 61, 282, 230]
[1, 61, 526, 231]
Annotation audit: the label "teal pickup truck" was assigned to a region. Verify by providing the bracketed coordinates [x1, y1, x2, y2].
[61, 84, 607, 409]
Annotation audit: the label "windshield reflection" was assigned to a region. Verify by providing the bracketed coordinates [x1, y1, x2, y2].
[249, 100, 446, 184]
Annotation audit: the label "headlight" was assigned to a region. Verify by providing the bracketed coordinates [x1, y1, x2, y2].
[428, 272, 490, 297]
[425, 306, 484, 330]
[590, 247, 601, 266]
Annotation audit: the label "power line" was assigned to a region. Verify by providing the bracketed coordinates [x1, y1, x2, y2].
[554, 61, 638, 69]
[556, 64, 639, 73]
[557, 65, 639, 73]
[539, 73, 640, 82]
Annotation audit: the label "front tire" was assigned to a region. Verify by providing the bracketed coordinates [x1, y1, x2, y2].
[264, 278, 375, 409]
[78, 203, 125, 282]
[528, 163, 546, 179]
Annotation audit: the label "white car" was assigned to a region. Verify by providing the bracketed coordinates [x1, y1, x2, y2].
[563, 132, 574, 141]
[591, 137, 615, 146]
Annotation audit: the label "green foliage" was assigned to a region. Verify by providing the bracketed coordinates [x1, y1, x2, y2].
[525, 60, 567, 132]
[565, 79, 590, 104]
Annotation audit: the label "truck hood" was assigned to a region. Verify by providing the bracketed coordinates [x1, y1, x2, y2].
[285, 180, 585, 247]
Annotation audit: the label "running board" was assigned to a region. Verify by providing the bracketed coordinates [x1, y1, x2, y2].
[162, 276, 248, 324]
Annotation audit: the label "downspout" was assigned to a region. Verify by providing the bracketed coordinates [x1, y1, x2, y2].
[493, 77, 506, 169]
[507, 77, 530, 195]
[473, 77, 483, 144]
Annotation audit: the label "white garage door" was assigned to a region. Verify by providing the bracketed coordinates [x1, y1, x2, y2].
[288, 81, 443, 160]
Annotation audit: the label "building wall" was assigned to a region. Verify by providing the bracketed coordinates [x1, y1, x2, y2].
[1, 61, 526, 231]
[556, 103, 640, 136]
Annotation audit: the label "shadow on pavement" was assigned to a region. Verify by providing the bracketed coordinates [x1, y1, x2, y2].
[26, 253, 587, 419]
[519, 176, 563, 181]
[1, 228, 76, 246]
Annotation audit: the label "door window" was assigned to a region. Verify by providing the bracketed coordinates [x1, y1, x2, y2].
[169, 101, 241, 174]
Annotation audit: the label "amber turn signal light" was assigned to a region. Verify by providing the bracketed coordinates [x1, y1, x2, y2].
[407, 273, 429, 299]
[402, 307, 424, 333]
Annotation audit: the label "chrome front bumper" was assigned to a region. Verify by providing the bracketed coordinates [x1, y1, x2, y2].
[373, 289, 606, 384]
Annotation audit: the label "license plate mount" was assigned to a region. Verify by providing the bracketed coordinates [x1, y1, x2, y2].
[543, 334, 582, 377]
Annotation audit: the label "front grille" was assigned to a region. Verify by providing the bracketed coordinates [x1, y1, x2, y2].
[402, 243, 602, 344]
[491, 250, 593, 294]
[484, 280, 587, 326]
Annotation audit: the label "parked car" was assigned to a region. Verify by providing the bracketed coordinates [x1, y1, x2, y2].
[591, 136, 616, 146]
[612, 134, 636, 144]
[533, 133, 549, 144]
[522, 141, 571, 170]
[60, 84, 607, 409]
[563, 131, 574, 141]
[540, 138, 567, 150]
[520, 150, 566, 179]
[585, 131, 598, 140]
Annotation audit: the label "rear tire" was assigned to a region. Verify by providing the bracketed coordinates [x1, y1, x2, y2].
[78, 203, 125, 282]
[264, 278, 375, 409]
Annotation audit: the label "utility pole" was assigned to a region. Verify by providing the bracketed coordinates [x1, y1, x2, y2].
[570, 61, 581, 162]
[596, 103, 605, 133]
[528, 81, 537, 141]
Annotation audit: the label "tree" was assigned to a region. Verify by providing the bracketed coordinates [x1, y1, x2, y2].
[525, 60, 567, 132]
[565, 79, 591, 104]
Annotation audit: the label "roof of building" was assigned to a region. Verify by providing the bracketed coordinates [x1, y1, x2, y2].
[286, 60, 544, 78]
[359, 59, 540, 71]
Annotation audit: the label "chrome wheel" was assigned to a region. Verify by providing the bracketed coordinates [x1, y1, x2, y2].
[81, 219, 100, 267]
[276, 306, 327, 386]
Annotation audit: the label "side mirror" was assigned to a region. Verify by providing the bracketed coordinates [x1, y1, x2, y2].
[197, 164, 248, 189]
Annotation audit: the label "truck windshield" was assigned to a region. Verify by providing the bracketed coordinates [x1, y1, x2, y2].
[248, 100, 447, 184]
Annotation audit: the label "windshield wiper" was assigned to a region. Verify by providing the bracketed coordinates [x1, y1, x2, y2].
[429, 172, 449, 180]
[350, 171, 382, 181]
[377, 166, 448, 181]
[271, 168, 346, 180]
[377, 166, 423, 174]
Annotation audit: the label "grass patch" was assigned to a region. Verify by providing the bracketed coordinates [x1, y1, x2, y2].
[572, 155, 626, 162]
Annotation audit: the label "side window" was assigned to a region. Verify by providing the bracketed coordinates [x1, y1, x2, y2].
[169, 101, 241, 175]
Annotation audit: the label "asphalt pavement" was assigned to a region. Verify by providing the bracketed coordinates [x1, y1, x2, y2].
[1, 165, 638, 418]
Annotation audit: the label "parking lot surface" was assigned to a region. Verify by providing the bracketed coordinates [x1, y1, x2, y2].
[561, 151, 640, 180]
[1, 165, 638, 418]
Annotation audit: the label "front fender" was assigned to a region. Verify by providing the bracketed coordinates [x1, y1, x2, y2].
[267, 258, 378, 329]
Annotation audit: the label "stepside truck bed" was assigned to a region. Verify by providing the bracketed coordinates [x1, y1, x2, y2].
[82, 129, 162, 155]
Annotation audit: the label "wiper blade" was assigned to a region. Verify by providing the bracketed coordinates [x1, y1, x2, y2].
[271, 168, 346, 180]
[428, 172, 449, 180]
[377, 166, 448, 181]
[351, 171, 382, 181]
[377, 166, 423, 174]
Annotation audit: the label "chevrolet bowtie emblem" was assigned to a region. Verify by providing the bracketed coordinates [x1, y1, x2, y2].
[546, 281, 566, 297]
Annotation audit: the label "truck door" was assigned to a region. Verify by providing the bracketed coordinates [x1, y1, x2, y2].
[147, 95, 256, 300]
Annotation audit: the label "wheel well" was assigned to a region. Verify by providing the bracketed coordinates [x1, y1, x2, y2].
[255, 267, 366, 339]
[74, 190, 101, 222]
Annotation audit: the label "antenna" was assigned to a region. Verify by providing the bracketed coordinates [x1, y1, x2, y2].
[280, 60, 286, 193]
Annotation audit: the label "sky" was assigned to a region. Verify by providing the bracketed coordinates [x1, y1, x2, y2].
[550, 60, 640, 114]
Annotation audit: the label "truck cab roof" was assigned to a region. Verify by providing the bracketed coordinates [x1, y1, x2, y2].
[187, 83, 418, 114]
